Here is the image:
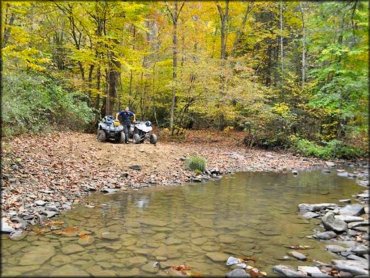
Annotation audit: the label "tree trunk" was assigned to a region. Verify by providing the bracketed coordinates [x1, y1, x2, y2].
[231, 1, 252, 57]
[279, 1, 284, 88]
[166, 1, 185, 134]
[2, 11, 15, 48]
[106, 52, 120, 116]
[299, 2, 306, 89]
[216, 0, 229, 130]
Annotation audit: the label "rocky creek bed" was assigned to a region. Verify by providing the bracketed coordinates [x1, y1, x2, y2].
[1, 132, 369, 277]
[1, 131, 328, 231]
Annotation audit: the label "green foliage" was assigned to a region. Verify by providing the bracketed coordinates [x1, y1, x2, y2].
[185, 156, 207, 173]
[291, 136, 365, 159]
[2, 70, 94, 137]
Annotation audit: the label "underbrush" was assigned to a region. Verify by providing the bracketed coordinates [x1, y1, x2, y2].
[290, 136, 365, 159]
[2, 71, 94, 137]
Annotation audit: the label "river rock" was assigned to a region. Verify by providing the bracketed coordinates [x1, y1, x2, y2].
[78, 235, 94, 246]
[126, 256, 147, 266]
[302, 212, 319, 219]
[165, 237, 182, 245]
[332, 259, 369, 275]
[289, 251, 307, 261]
[100, 188, 119, 194]
[19, 245, 55, 265]
[272, 265, 306, 277]
[336, 215, 364, 223]
[350, 245, 369, 256]
[339, 199, 351, 204]
[50, 264, 89, 276]
[348, 221, 368, 229]
[61, 243, 84, 255]
[297, 266, 327, 277]
[87, 265, 116, 276]
[105, 242, 122, 251]
[314, 231, 337, 240]
[326, 245, 347, 253]
[192, 237, 207, 245]
[339, 204, 365, 216]
[226, 256, 242, 266]
[9, 230, 27, 241]
[226, 269, 250, 278]
[141, 262, 159, 274]
[101, 231, 119, 240]
[139, 219, 167, 227]
[35, 200, 46, 206]
[352, 226, 368, 232]
[325, 161, 336, 167]
[206, 252, 229, 262]
[1, 219, 15, 233]
[50, 254, 72, 266]
[322, 212, 347, 232]
[219, 235, 236, 243]
[347, 254, 369, 265]
[298, 203, 337, 212]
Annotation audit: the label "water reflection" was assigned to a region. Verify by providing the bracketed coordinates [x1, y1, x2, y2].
[2, 170, 362, 276]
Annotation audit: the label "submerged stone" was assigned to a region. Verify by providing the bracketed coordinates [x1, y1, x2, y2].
[19, 245, 55, 265]
[206, 252, 229, 262]
[50, 264, 89, 276]
[289, 251, 307, 261]
[226, 268, 250, 277]
[61, 243, 84, 255]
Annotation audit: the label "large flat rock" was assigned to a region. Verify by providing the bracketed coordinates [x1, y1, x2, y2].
[298, 203, 337, 212]
[18, 245, 55, 266]
[339, 204, 365, 216]
[50, 264, 89, 276]
[332, 259, 369, 275]
[272, 265, 306, 277]
[206, 252, 229, 262]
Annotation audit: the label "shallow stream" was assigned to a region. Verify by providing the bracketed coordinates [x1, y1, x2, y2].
[1, 170, 363, 276]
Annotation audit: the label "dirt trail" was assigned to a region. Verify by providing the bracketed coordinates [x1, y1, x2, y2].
[2, 131, 325, 230]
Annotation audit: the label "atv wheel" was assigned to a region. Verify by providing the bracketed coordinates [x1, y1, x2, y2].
[118, 132, 125, 143]
[150, 134, 157, 144]
[133, 134, 141, 144]
[97, 130, 106, 142]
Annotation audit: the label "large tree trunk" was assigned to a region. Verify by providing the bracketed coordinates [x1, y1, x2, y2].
[279, 1, 284, 88]
[216, 0, 229, 130]
[166, 1, 185, 134]
[106, 52, 120, 116]
[299, 2, 306, 89]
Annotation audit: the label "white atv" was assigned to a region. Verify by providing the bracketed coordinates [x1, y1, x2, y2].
[130, 121, 157, 144]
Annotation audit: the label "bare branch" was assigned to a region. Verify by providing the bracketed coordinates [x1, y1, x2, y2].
[164, 1, 175, 24]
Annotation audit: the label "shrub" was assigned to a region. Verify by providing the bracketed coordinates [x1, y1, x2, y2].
[2, 70, 94, 137]
[291, 136, 365, 159]
[185, 156, 207, 172]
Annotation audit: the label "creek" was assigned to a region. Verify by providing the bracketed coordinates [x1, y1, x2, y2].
[1, 170, 363, 276]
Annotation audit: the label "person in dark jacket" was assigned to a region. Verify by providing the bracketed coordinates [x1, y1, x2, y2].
[116, 107, 136, 143]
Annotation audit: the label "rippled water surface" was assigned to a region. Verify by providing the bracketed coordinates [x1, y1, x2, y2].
[2, 170, 363, 276]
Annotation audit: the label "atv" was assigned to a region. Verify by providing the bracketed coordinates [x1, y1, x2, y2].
[129, 120, 157, 144]
[97, 115, 125, 143]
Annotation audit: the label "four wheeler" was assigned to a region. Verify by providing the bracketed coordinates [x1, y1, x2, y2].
[129, 120, 157, 144]
[97, 115, 125, 143]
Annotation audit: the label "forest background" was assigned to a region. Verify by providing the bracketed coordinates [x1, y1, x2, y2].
[1, 0, 368, 159]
